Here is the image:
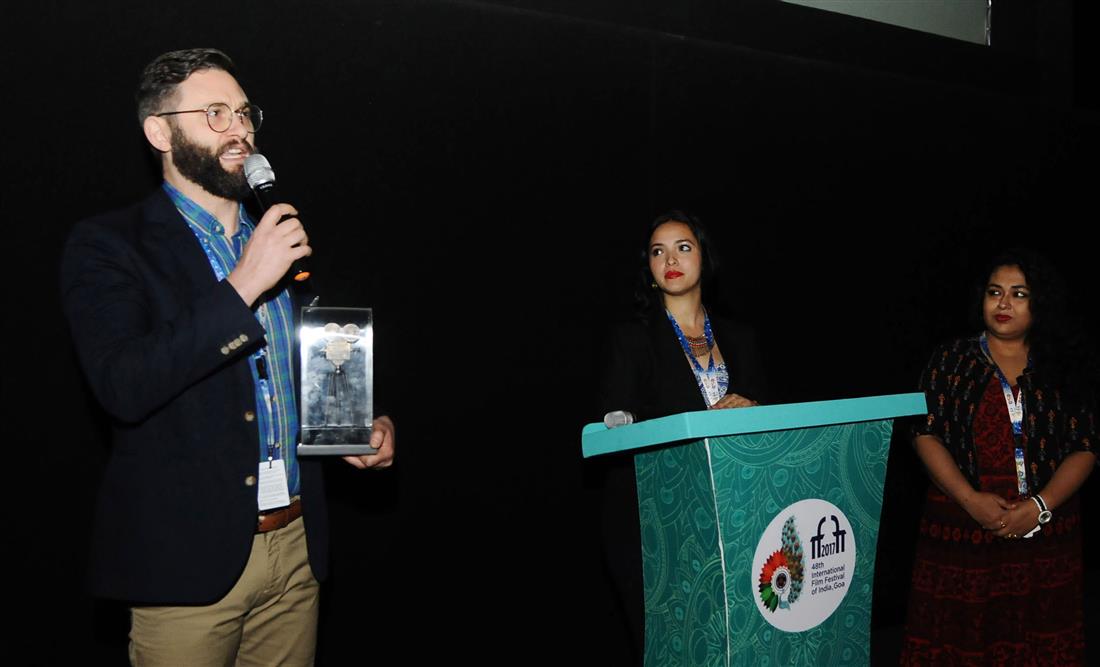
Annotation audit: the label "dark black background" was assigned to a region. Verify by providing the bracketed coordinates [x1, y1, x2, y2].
[10, 0, 1098, 663]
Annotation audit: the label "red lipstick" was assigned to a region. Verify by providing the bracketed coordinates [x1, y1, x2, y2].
[665, 270, 683, 279]
[994, 314, 1011, 323]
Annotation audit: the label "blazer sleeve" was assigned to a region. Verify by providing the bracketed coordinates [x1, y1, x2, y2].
[598, 322, 656, 421]
[60, 215, 265, 424]
[722, 321, 769, 405]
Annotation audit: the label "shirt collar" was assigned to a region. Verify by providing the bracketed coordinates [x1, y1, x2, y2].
[161, 180, 254, 238]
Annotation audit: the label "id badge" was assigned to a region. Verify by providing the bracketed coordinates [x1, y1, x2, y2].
[257, 458, 292, 511]
[1013, 447, 1029, 496]
[701, 372, 722, 406]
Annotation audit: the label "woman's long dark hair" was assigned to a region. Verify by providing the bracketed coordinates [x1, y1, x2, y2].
[634, 210, 721, 319]
[973, 249, 1097, 401]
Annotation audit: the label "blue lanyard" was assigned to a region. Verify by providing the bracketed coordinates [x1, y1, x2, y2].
[183, 215, 281, 464]
[667, 309, 715, 374]
[666, 310, 726, 405]
[979, 332, 1030, 495]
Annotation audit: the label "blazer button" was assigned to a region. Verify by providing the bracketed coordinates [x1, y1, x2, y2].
[244, 475, 257, 487]
[228, 339, 240, 350]
[220, 346, 230, 355]
[240, 334, 249, 343]
[244, 410, 256, 422]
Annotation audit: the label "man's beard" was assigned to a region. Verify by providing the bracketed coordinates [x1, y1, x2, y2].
[169, 125, 254, 201]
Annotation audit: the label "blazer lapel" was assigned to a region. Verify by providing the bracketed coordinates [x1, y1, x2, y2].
[649, 313, 711, 413]
[140, 188, 221, 295]
[139, 188, 256, 400]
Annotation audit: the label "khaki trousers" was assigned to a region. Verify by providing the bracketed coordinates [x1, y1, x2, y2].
[129, 516, 319, 667]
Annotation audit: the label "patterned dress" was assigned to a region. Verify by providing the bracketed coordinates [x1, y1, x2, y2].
[900, 338, 1091, 666]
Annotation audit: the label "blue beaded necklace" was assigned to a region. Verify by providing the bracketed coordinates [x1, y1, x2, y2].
[666, 309, 727, 405]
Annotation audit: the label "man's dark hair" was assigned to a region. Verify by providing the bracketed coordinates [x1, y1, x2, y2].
[136, 48, 236, 125]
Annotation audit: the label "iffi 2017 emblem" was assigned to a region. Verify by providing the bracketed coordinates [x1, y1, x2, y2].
[751, 499, 856, 632]
[811, 515, 847, 558]
[758, 516, 804, 612]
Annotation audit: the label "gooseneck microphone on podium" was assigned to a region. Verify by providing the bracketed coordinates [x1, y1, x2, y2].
[603, 410, 635, 428]
[243, 153, 311, 282]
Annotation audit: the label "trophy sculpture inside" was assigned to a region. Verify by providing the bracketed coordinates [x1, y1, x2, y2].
[299, 307, 376, 456]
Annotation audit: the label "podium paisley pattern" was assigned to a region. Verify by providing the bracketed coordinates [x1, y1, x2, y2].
[635, 419, 894, 666]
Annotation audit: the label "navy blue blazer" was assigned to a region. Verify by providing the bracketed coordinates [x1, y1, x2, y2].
[61, 188, 328, 604]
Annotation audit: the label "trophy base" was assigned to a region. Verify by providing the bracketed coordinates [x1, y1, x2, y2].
[298, 426, 376, 456]
[298, 443, 379, 456]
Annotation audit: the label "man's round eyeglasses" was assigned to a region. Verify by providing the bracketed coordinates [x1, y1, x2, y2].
[155, 103, 263, 134]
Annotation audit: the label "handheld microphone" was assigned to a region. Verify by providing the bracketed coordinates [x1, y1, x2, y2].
[243, 153, 311, 282]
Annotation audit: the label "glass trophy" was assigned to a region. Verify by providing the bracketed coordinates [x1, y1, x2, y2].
[298, 307, 375, 456]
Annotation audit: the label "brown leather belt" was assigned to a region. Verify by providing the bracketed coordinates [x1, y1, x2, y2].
[256, 497, 302, 533]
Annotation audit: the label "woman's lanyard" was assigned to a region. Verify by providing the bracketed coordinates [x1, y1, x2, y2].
[979, 332, 1031, 496]
[667, 310, 723, 406]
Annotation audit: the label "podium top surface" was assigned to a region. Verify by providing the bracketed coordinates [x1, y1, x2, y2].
[581, 392, 926, 458]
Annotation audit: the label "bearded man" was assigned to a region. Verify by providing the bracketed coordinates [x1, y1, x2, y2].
[60, 48, 395, 666]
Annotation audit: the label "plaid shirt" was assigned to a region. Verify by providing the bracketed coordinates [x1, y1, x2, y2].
[163, 181, 300, 497]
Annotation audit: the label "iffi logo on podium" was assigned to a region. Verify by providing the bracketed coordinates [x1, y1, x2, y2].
[750, 498, 856, 632]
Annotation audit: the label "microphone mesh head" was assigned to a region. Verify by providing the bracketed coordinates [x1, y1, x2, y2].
[603, 410, 634, 429]
[244, 153, 276, 188]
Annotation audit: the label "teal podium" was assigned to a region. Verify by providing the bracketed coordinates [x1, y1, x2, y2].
[582, 394, 926, 666]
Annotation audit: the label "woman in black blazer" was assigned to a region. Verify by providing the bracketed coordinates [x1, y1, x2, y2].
[597, 211, 767, 662]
